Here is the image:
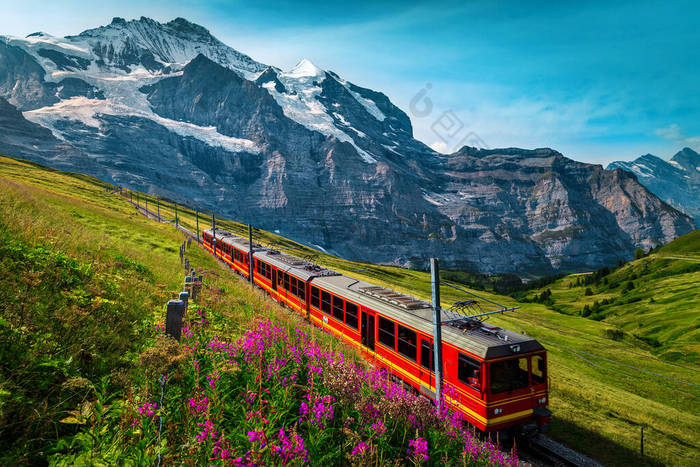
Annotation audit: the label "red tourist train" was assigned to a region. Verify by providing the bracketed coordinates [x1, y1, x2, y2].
[202, 228, 551, 435]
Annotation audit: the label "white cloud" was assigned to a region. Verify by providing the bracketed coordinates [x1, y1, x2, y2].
[429, 141, 449, 153]
[653, 123, 700, 151]
[654, 123, 682, 141]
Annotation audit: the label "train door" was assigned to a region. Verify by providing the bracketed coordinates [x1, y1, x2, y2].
[361, 310, 375, 352]
[419, 338, 435, 396]
[271, 268, 277, 291]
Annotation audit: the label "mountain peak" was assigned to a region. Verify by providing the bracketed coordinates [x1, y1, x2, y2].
[671, 146, 700, 171]
[284, 58, 324, 78]
[165, 17, 212, 38]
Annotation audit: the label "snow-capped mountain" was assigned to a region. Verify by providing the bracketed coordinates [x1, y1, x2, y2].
[607, 148, 700, 224]
[2, 16, 419, 166]
[0, 17, 694, 276]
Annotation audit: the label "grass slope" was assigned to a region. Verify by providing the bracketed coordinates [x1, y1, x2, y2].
[519, 230, 700, 364]
[1, 155, 699, 465]
[0, 156, 511, 466]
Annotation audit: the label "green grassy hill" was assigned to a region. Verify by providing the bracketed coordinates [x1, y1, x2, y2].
[518, 230, 700, 364]
[0, 155, 698, 466]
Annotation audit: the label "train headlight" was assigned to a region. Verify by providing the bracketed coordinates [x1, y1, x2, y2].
[538, 397, 547, 405]
[493, 408, 503, 415]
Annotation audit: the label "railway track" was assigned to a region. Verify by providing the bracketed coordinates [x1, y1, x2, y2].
[524, 435, 602, 467]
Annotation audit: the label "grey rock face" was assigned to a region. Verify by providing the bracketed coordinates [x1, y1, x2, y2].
[608, 149, 700, 225]
[0, 18, 695, 277]
[0, 41, 58, 110]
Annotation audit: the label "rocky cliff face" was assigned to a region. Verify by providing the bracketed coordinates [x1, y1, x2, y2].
[0, 17, 694, 276]
[608, 149, 700, 225]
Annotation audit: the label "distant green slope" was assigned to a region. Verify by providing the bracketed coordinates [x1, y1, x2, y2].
[519, 230, 700, 363]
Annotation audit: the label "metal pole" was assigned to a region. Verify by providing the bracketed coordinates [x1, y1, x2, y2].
[212, 213, 216, 257]
[248, 224, 254, 285]
[145, 196, 147, 215]
[431, 258, 443, 408]
[137, 193, 140, 208]
[196, 209, 199, 242]
[157, 198, 160, 221]
[174, 202, 178, 226]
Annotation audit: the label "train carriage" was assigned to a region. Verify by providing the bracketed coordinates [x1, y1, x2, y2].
[202, 228, 551, 435]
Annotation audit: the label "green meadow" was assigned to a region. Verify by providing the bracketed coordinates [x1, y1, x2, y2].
[0, 155, 698, 465]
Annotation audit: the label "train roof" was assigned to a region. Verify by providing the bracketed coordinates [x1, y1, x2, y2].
[255, 249, 340, 281]
[311, 274, 543, 359]
[204, 228, 266, 252]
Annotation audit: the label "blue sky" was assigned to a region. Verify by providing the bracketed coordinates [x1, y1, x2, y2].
[2, 0, 698, 165]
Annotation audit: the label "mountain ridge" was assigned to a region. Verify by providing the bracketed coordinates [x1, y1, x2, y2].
[607, 147, 700, 224]
[0, 16, 695, 276]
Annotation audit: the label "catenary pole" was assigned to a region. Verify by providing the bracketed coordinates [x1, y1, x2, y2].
[248, 224, 254, 285]
[212, 212, 216, 257]
[431, 258, 443, 408]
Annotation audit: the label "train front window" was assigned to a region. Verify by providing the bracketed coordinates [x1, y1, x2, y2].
[531, 354, 545, 385]
[458, 353, 481, 390]
[490, 357, 529, 394]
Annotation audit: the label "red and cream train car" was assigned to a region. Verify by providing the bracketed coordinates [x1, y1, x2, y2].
[202, 229, 551, 435]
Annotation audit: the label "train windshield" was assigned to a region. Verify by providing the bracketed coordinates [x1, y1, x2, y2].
[490, 354, 547, 394]
[490, 357, 529, 394]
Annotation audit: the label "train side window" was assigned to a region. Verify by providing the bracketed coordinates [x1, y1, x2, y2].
[345, 302, 358, 329]
[284, 273, 290, 291]
[332, 295, 344, 321]
[290, 277, 297, 296]
[278, 271, 284, 287]
[420, 340, 433, 369]
[531, 355, 545, 384]
[397, 325, 417, 361]
[377, 316, 395, 350]
[320, 290, 331, 314]
[310, 286, 320, 308]
[458, 353, 481, 390]
[298, 281, 305, 301]
[266, 264, 271, 279]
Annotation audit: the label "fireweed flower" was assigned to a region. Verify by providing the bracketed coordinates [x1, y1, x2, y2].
[352, 441, 369, 458]
[137, 402, 157, 418]
[206, 370, 221, 389]
[273, 428, 308, 464]
[247, 429, 266, 447]
[407, 437, 429, 462]
[196, 420, 217, 443]
[188, 391, 209, 416]
[368, 419, 387, 437]
[299, 394, 335, 428]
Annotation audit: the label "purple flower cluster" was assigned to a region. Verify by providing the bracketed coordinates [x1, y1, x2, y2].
[407, 436, 429, 462]
[299, 393, 335, 428]
[174, 317, 518, 466]
[137, 401, 157, 418]
[196, 419, 217, 443]
[273, 427, 308, 465]
[352, 441, 369, 458]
